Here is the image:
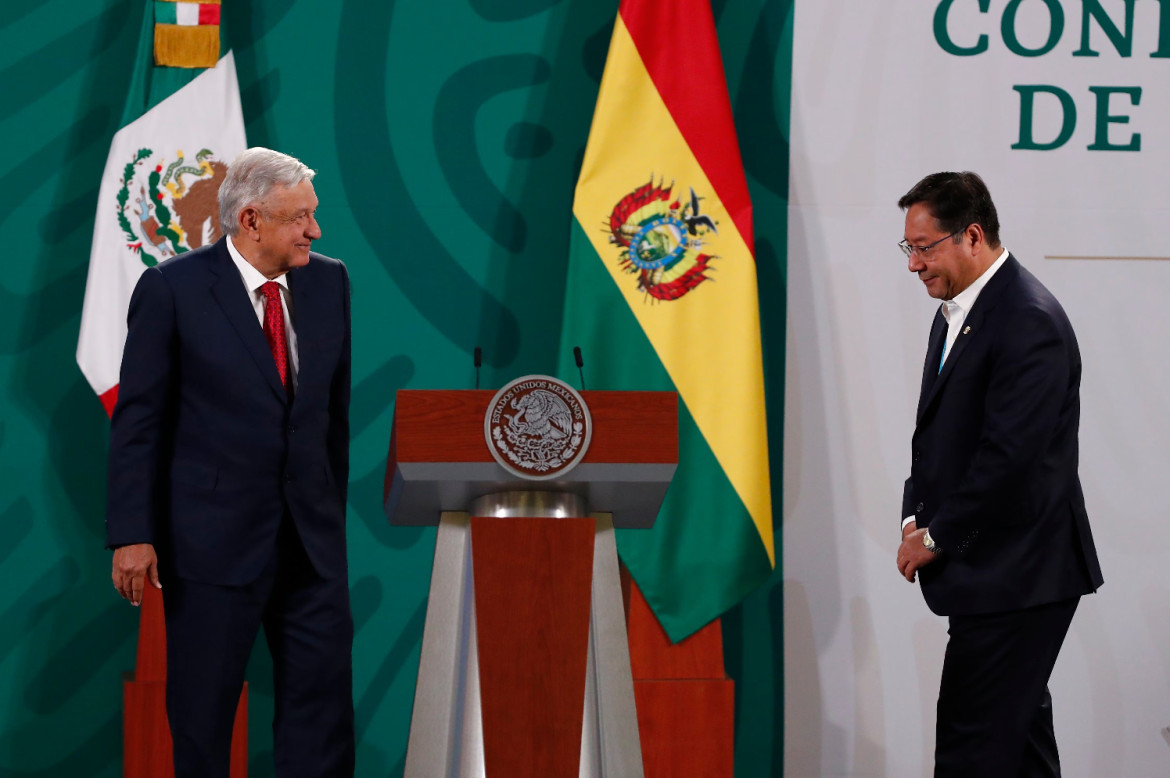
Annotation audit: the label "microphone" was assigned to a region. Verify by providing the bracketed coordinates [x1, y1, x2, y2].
[573, 346, 585, 390]
[474, 346, 482, 390]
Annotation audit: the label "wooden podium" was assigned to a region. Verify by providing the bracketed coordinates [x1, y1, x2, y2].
[384, 387, 677, 778]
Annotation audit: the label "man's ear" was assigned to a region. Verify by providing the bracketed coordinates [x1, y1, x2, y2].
[238, 205, 261, 239]
[965, 223, 986, 256]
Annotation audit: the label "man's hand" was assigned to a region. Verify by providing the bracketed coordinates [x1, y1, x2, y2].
[896, 527, 939, 583]
[112, 543, 161, 606]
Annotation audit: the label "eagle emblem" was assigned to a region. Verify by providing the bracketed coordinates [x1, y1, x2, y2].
[115, 147, 228, 267]
[485, 376, 593, 480]
[606, 178, 719, 301]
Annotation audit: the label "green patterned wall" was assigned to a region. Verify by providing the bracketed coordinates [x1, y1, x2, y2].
[0, 0, 792, 775]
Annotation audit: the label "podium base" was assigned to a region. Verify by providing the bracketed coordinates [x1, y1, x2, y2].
[404, 510, 644, 777]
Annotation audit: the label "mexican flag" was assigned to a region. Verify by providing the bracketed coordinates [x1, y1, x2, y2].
[77, 0, 244, 415]
[559, 0, 773, 641]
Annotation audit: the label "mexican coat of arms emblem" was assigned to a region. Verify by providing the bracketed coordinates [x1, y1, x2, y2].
[115, 147, 228, 266]
[485, 375, 593, 480]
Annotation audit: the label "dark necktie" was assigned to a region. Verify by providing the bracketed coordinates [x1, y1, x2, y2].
[260, 281, 291, 393]
[920, 310, 948, 401]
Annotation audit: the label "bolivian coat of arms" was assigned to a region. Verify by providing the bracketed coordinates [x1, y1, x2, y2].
[485, 376, 593, 480]
[607, 178, 719, 301]
[115, 147, 228, 266]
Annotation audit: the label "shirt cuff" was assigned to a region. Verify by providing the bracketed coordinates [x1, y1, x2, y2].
[901, 516, 917, 532]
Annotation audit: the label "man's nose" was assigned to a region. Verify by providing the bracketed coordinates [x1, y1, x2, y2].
[907, 251, 925, 272]
[306, 215, 322, 240]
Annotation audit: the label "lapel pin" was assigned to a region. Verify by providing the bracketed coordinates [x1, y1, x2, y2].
[963, 326, 971, 335]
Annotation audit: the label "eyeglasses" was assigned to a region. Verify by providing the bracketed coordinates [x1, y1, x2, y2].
[898, 229, 962, 258]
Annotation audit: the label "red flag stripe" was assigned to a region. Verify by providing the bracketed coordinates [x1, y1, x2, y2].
[619, 0, 754, 255]
[199, 4, 221, 25]
[100, 384, 119, 417]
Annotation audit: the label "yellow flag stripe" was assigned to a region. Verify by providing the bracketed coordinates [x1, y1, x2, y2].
[573, 17, 773, 563]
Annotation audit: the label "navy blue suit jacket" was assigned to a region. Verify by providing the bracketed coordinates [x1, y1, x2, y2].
[903, 255, 1103, 616]
[106, 238, 351, 585]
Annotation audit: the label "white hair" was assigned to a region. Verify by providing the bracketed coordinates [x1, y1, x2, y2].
[218, 147, 316, 236]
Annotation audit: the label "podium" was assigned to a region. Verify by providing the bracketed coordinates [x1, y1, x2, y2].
[384, 384, 677, 778]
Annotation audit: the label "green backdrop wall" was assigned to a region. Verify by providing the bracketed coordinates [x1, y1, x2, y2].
[0, 0, 792, 774]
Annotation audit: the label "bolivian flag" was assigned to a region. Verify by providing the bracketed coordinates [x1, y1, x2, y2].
[560, 0, 773, 641]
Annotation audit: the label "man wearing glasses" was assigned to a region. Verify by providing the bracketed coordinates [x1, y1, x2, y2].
[894, 171, 1103, 777]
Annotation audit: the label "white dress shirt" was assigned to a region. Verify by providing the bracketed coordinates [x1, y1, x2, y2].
[226, 236, 300, 391]
[938, 247, 1009, 368]
[902, 247, 1010, 532]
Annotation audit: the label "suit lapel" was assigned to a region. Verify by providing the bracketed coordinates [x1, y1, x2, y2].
[918, 307, 982, 421]
[918, 308, 947, 415]
[207, 239, 289, 404]
[288, 261, 316, 403]
[916, 254, 1020, 425]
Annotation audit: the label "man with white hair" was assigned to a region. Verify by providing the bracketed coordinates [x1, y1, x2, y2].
[106, 147, 354, 777]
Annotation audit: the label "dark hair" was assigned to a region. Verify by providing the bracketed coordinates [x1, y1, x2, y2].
[898, 171, 1001, 249]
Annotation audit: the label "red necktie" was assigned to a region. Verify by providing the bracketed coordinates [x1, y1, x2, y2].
[260, 281, 291, 392]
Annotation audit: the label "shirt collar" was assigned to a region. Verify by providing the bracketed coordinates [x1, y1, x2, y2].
[943, 246, 1009, 322]
[226, 235, 288, 292]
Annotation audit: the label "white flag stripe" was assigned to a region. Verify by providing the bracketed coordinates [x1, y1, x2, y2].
[175, 3, 200, 26]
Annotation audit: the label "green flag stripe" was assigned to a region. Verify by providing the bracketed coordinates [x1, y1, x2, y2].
[625, 403, 774, 640]
[559, 217, 773, 640]
[154, 2, 178, 25]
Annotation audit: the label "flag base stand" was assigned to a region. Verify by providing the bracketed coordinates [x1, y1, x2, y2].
[123, 585, 249, 778]
[122, 677, 249, 778]
[625, 576, 735, 777]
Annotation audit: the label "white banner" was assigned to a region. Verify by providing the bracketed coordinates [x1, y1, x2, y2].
[784, 1, 1170, 775]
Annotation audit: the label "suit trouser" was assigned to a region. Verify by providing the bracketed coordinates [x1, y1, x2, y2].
[935, 597, 1079, 778]
[162, 519, 355, 778]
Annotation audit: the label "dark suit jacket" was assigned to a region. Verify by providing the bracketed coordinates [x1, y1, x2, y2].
[903, 254, 1103, 616]
[106, 237, 351, 586]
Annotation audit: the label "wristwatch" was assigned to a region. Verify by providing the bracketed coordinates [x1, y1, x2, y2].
[922, 529, 942, 554]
